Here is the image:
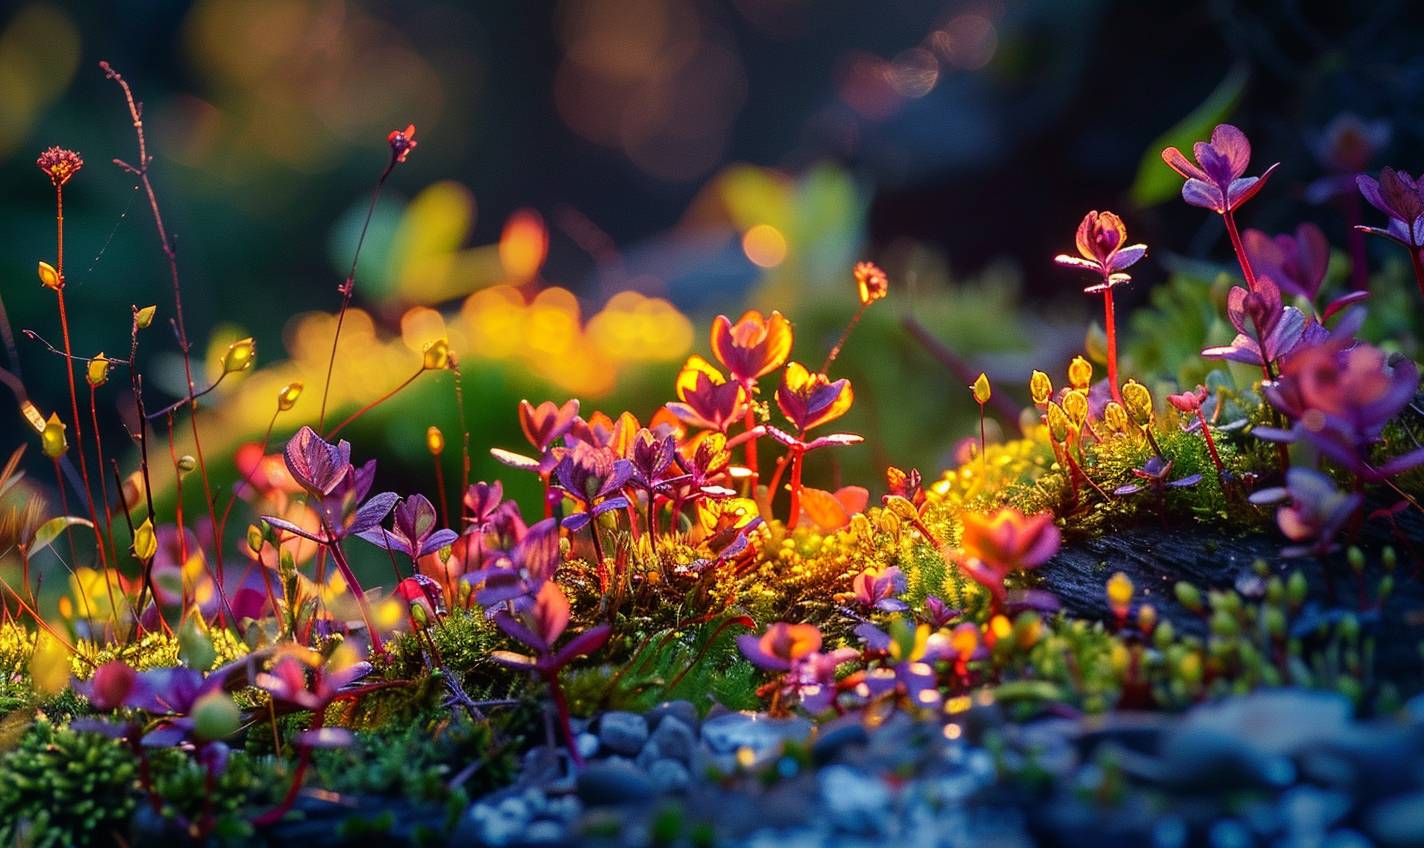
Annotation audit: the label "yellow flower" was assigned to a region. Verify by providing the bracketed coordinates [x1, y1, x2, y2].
[971, 373, 991, 405]
[1029, 370, 1052, 405]
[1067, 356, 1092, 389]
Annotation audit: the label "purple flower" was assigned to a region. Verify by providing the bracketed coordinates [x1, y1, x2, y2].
[1356, 167, 1424, 248]
[1249, 469, 1363, 557]
[626, 428, 687, 496]
[473, 517, 561, 606]
[1243, 224, 1329, 301]
[489, 581, 611, 672]
[356, 493, 459, 558]
[553, 443, 633, 531]
[1201, 277, 1324, 368]
[921, 596, 961, 629]
[738, 622, 825, 672]
[1162, 124, 1279, 214]
[1306, 114, 1390, 204]
[789, 647, 859, 713]
[1113, 456, 1202, 496]
[1053, 210, 1147, 291]
[850, 565, 907, 612]
[1258, 340, 1424, 477]
[264, 431, 397, 545]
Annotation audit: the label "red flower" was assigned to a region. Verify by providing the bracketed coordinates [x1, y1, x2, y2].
[387, 124, 417, 164]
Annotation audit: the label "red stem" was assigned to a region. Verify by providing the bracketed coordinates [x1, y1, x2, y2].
[1102, 287, 1124, 406]
[785, 448, 805, 530]
[1223, 209, 1258, 293]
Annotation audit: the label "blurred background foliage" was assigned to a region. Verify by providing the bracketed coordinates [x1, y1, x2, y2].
[4, 0, 1424, 532]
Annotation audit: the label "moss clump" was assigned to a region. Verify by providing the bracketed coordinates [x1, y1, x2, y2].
[0, 719, 138, 847]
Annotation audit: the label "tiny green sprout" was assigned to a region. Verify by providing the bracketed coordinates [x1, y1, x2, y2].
[277, 381, 303, 411]
[221, 337, 256, 374]
[134, 304, 157, 329]
[176, 454, 197, 476]
[1383, 546, 1397, 572]
[1378, 574, 1394, 602]
[1067, 355, 1092, 390]
[247, 523, 265, 555]
[1347, 546, 1366, 574]
[37, 260, 61, 290]
[191, 692, 240, 742]
[1173, 580, 1203, 613]
[1265, 577, 1284, 605]
[1120, 380, 1153, 427]
[87, 353, 111, 387]
[41, 412, 67, 458]
[422, 337, 451, 370]
[1264, 606, 1286, 639]
[1339, 614, 1359, 642]
[1287, 571, 1308, 607]
[1210, 609, 1237, 638]
[1029, 370, 1052, 405]
[278, 546, 296, 581]
[1252, 558, 1270, 577]
[1153, 620, 1175, 651]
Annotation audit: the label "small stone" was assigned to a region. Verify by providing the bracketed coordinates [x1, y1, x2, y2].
[576, 732, 599, 761]
[820, 764, 892, 834]
[649, 758, 692, 793]
[811, 720, 868, 764]
[523, 820, 567, 843]
[597, 711, 649, 756]
[1369, 791, 1424, 848]
[635, 740, 662, 770]
[650, 716, 697, 763]
[577, 759, 656, 805]
[647, 700, 699, 731]
[702, 712, 813, 755]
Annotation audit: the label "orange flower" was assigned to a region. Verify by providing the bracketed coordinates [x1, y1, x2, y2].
[853, 261, 889, 305]
[666, 355, 747, 432]
[958, 507, 1061, 606]
[710, 309, 793, 384]
[775, 362, 853, 432]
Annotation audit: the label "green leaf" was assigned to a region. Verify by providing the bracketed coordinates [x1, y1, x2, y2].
[1130, 64, 1249, 208]
[28, 516, 94, 557]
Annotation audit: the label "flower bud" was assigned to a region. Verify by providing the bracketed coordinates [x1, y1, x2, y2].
[41, 413, 67, 458]
[1153, 620, 1175, 651]
[176, 455, 197, 476]
[1062, 389, 1089, 426]
[132, 518, 158, 563]
[1173, 580, 1203, 613]
[1029, 371, 1052, 405]
[1136, 603, 1157, 633]
[422, 338, 451, 370]
[426, 425, 445, 456]
[1347, 546, 1365, 574]
[277, 382, 303, 411]
[247, 524, 265, 555]
[1264, 606, 1286, 639]
[86, 353, 111, 387]
[191, 692, 240, 741]
[1121, 380, 1153, 426]
[37, 260, 61, 290]
[134, 305, 157, 329]
[1046, 402, 1072, 443]
[971, 373, 991, 406]
[1067, 356, 1092, 390]
[1102, 402, 1128, 435]
[221, 337, 256, 375]
[1107, 571, 1134, 617]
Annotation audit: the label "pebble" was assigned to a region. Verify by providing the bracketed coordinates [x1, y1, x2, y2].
[577, 758, 656, 805]
[701, 712, 813, 755]
[649, 758, 692, 793]
[597, 711, 649, 756]
[649, 716, 697, 763]
[647, 699, 699, 731]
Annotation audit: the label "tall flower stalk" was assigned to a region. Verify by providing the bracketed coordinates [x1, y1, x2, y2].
[1054, 210, 1146, 406]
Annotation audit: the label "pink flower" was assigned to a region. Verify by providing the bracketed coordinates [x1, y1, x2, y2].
[1162, 124, 1278, 215]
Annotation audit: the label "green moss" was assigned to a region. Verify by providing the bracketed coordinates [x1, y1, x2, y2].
[0, 719, 138, 848]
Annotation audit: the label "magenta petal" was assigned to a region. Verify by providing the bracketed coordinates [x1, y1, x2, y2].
[1161, 146, 1207, 181]
[551, 623, 612, 668]
[1210, 123, 1251, 177]
[1181, 179, 1224, 211]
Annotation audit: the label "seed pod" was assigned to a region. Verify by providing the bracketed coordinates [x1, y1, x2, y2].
[87, 353, 111, 388]
[1062, 389, 1089, 426]
[277, 382, 303, 411]
[1029, 370, 1053, 405]
[134, 305, 157, 329]
[1067, 355, 1092, 390]
[1102, 402, 1128, 435]
[221, 337, 256, 374]
[1046, 402, 1072, 443]
[176, 455, 197, 475]
[1174, 580, 1203, 613]
[971, 372, 991, 405]
[1120, 380, 1153, 426]
[37, 261, 61, 290]
[426, 425, 445, 456]
[1106, 571, 1134, 616]
[41, 413, 67, 458]
[422, 338, 451, 370]
[132, 518, 158, 563]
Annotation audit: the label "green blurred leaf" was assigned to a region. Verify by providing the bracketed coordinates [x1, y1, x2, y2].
[28, 516, 94, 557]
[1130, 65, 1248, 208]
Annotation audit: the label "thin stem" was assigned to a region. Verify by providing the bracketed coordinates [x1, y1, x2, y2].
[820, 303, 867, 375]
[19, 330, 129, 366]
[318, 158, 398, 429]
[1223, 209, 1258, 293]
[785, 448, 805, 530]
[324, 367, 423, 439]
[1195, 409, 1227, 478]
[1408, 245, 1424, 304]
[978, 403, 987, 479]
[1102, 287, 1124, 406]
[741, 404, 760, 486]
[322, 530, 384, 655]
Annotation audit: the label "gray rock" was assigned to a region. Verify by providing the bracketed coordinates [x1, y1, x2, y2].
[650, 716, 697, 763]
[597, 711, 649, 756]
[577, 759, 656, 805]
[1155, 726, 1293, 792]
[522, 819, 568, 844]
[819, 763, 892, 834]
[635, 740, 662, 770]
[575, 732, 599, 761]
[649, 758, 692, 793]
[702, 712, 813, 756]
[647, 700, 699, 731]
